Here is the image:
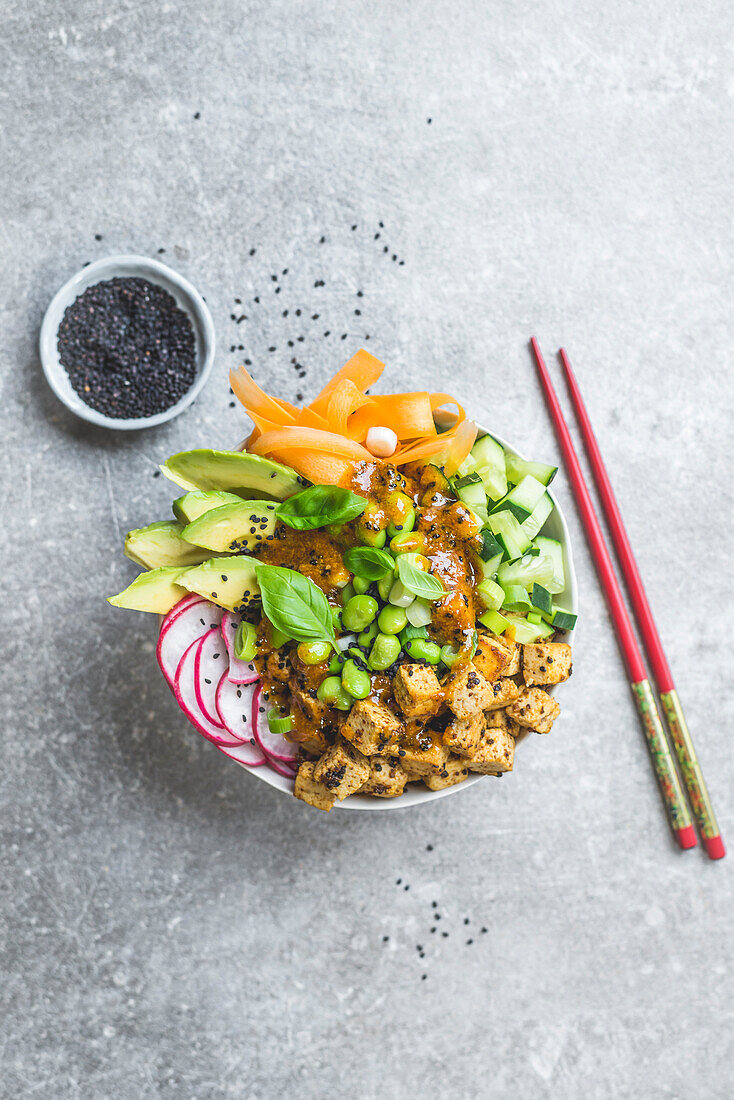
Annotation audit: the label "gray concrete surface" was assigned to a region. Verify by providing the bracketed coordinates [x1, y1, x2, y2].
[2, 1, 733, 1097]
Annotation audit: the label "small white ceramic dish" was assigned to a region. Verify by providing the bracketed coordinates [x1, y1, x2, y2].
[227, 425, 578, 810]
[39, 254, 215, 430]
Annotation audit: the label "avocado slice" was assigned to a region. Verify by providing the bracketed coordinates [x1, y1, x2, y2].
[107, 566, 189, 614]
[124, 521, 219, 569]
[179, 555, 260, 612]
[172, 490, 243, 524]
[160, 449, 303, 500]
[182, 500, 278, 552]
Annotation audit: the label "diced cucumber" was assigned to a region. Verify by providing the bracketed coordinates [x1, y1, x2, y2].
[478, 608, 512, 634]
[545, 606, 577, 631]
[533, 536, 565, 594]
[503, 613, 555, 643]
[477, 577, 504, 611]
[479, 529, 503, 562]
[527, 611, 543, 625]
[487, 511, 532, 561]
[455, 479, 488, 521]
[469, 435, 507, 501]
[531, 583, 553, 615]
[490, 475, 546, 522]
[497, 552, 555, 591]
[521, 493, 553, 540]
[452, 472, 482, 488]
[501, 584, 532, 612]
[505, 452, 558, 487]
[478, 551, 502, 580]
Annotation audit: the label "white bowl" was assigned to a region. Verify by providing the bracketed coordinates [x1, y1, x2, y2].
[39, 254, 215, 430]
[230, 426, 578, 810]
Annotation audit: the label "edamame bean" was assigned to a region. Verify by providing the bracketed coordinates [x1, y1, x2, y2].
[368, 633, 402, 671]
[342, 595, 379, 632]
[389, 530, 424, 554]
[333, 687, 354, 710]
[358, 622, 379, 647]
[377, 604, 408, 634]
[387, 507, 416, 538]
[340, 583, 355, 606]
[297, 640, 332, 665]
[356, 502, 387, 547]
[317, 675, 344, 703]
[341, 658, 371, 699]
[352, 576, 371, 595]
[330, 606, 343, 632]
[328, 653, 345, 673]
[377, 572, 394, 601]
[405, 638, 442, 664]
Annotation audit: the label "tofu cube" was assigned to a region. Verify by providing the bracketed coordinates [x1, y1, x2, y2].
[423, 755, 471, 790]
[473, 633, 513, 683]
[392, 663, 442, 718]
[294, 761, 336, 812]
[313, 738, 370, 800]
[485, 709, 520, 737]
[399, 737, 450, 777]
[443, 712, 485, 758]
[444, 665, 493, 719]
[342, 698, 402, 755]
[522, 642, 573, 686]
[504, 639, 522, 677]
[292, 686, 331, 726]
[359, 754, 409, 798]
[484, 677, 521, 711]
[467, 725, 515, 774]
[507, 687, 560, 734]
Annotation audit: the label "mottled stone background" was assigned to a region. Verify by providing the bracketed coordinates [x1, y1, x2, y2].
[2, 1, 733, 1097]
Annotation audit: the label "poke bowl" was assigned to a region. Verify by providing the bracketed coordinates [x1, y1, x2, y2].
[109, 350, 577, 812]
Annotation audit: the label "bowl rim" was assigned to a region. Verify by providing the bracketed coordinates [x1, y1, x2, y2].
[226, 424, 578, 810]
[39, 253, 216, 431]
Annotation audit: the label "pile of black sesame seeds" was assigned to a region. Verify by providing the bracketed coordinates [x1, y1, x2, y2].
[57, 276, 197, 419]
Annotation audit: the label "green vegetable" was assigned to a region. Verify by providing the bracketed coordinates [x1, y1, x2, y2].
[368, 633, 402, 670]
[341, 659, 371, 699]
[527, 611, 543, 624]
[340, 583, 355, 606]
[268, 622, 291, 649]
[388, 579, 415, 608]
[234, 621, 257, 662]
[276, 485, 367, 530]
[317, 675, 345, 703]
[377, 573, 394, 601]
[531, 583, 553, 615]
[253, 562, 337, 651]
[453, 472, 482, 489]
[399, 624, 427, 645]
[405, 638, 441, 663]
[267, 708, 293, 735]
[342, 594, 379, 632]
[352, 576, 371, 595]
[440, 644, 460, 667]
[387, 507, 416, 538]
[330, 606, 343, 632]
[343, 545, 395, 580]
[479, 528, 503, 562]
[377, 605, 408, 635]
[358, 622, 379, 647]
[501, 584, 531, 612]
[396, 555, 445, 601]
[328, 653, 345, 673]
[389, 530, 420, 553]
[297, 639, 332, 665]
[406, 599, 433, 628]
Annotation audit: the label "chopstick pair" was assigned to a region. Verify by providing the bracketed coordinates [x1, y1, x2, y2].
[530, 338, 724, 860]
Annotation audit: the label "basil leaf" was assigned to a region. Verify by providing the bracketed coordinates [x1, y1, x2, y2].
[276, 485, 367, 530]
[396, 555, 446, 601]
[253, 562, 336, 647]
[343, 546, 395, 580]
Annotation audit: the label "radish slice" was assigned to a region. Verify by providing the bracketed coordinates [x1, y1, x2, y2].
[215, 674, 257, 743]
[265, 756, 298, 779]
[173, 636, 243, 746]
[157, 597, 214, 686]
[251, 683, 299, 763]
[220, 611, 259, 685]
[193, 629, 228, 727]
[216, 738, 267, 767]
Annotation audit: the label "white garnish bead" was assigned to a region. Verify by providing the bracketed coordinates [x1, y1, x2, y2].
[366, 425, 398, 458]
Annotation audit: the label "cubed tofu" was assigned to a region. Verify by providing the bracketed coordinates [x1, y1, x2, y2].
[473, 633, 513, 683]
[359, 754, 409, 798]
[504, 639, 521, 677]
[522, 642, 573, 687]
[484, 677, 521, 711]
[443, 712, 485, 758]
[342, 698, 402, 755]
[292, 686, 331, 726]
[313, 738, 371, 800]
[485, 709, 520, 737]
[398, 737, 450, 777]
[467, 725, 515, 774]
[294, 761, 336, 812]
[507, 686, 560, 734]
[265, 649, 291, 683]
[423, 755, 471, 790]
[392, 663, 442, 718]
[444, 665, 493, 719]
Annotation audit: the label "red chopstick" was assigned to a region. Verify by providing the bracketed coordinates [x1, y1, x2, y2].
[529, 338, 696, 850]
[559, 347, 724, 860]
